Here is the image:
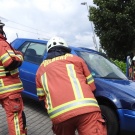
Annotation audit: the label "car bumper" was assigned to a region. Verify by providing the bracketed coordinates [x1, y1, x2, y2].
[118, 109, 135, 133]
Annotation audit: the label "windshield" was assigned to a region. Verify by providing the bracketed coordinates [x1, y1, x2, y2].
[75, 51, 128, 80]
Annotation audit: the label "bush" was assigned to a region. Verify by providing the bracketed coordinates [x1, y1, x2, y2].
[111, 59, 126, 74]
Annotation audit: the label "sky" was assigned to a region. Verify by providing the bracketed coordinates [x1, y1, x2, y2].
[0, 0, 99, 50]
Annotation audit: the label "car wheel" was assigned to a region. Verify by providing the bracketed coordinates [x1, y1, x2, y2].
[100, 105, 119, 135]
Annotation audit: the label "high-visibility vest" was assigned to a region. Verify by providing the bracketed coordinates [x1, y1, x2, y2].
[0, 34, 23, 97]
[36, 53, 100, 124]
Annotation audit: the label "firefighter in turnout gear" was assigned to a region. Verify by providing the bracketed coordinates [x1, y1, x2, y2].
[130, 56, 135, 80]
[36, 36, 107, 135]
[0, 20, 27, 135]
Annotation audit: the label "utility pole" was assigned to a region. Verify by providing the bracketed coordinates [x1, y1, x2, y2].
[16, 33, 18, 38]
[81, 2, 98, 51]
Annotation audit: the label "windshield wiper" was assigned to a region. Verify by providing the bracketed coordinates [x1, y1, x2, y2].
[95, 76, 123, 80]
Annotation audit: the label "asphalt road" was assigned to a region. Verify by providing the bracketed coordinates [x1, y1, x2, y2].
[0, 96, 54, 135]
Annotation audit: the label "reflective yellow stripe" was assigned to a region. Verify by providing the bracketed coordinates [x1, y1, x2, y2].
[10, 69, 19, 75]
[86, 74, 94, 84]
[0, 83, 23, 94]
[0, 71, 6, 76]
[42, 54, 73, 67]
[16, 54, 23, 61]
[37, 88, 45, 96]
[41, 73, 52, 110]
[0, 66, 5, 71]
[14, 113, 21, 135]
[0, 67, 18, 77]
[7, 50, 14, 55]
[0, 66, 10, 77]
[1, 53, 10, 63]
[0, 71, 10, 77]
[0, 79, 4, 87]
[48, 98, 99, 118]
[66, 64, 84, 99]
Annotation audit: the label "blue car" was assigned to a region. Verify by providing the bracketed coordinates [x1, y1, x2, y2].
[11, 38, 135, 135]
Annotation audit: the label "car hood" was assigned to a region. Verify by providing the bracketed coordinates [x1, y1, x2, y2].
[95, 78, 135, 97]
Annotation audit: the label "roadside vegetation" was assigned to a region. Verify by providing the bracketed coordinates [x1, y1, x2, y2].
[112, 59, 126, 74]
[90, 0, 135, 61]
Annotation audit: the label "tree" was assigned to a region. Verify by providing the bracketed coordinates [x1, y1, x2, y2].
[90, 0, 135, 61]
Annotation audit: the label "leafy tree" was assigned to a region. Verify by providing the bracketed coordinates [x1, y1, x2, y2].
[90, 0, 135, 61]
[111, 59, 126, 74]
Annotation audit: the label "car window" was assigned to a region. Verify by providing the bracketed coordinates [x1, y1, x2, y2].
[18, 41, 46, 65]
[75, 51, 127, 80]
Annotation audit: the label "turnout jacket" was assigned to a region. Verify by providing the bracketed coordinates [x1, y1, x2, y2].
[0, 34, 23, 98]
[36, 53, 100, 124]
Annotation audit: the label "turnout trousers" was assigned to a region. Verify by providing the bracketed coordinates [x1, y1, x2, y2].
[52, 111, 107, 135]
[0, 93, 27, 135]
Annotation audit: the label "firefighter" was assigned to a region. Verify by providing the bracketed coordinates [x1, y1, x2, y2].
[36, 36, 107, 135]
[131, 56, 135, 80]
[0, 20, 27, 135]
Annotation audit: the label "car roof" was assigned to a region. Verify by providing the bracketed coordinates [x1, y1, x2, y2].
[11, 38, 47, 43]
[11, 38, 99, 54]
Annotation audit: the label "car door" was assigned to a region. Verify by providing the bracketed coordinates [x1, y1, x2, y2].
[18, 41, 47, 100]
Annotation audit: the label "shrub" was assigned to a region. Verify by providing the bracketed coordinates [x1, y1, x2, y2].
[111, 59, 126, 74]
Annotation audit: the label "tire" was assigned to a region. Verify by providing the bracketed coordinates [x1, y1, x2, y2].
[100, 105, 119, 135]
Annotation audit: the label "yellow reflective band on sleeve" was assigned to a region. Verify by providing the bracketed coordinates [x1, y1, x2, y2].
[66, 64, 84, 99]
[0, 71, 6, 77]
[0, 53, 11, 63]
[41, 73, 52, 110]
[16, 54, 23, 61]
[0, 83, 23, 94]
[37, 88, 45, 96]
[48, 98, 99, 119]
[7, 50, 14, 54]
[0, 79, 4, 87]
[0, 71, 12, 77]
[86, 74, 94, 84]
[14, 113, 21, 135]
[10, 69, 19, 75]
[0, 66, 5, 71]
[0, 66, 10, 78]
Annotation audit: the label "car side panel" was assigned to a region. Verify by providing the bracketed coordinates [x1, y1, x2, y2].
[19, 61, 39, 100]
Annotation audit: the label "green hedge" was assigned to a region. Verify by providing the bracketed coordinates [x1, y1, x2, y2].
[111, 59, 126, 74]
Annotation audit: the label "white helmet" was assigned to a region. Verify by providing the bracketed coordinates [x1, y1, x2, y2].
[47, 36, 68, 52]
[133, 56, 135, 61]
